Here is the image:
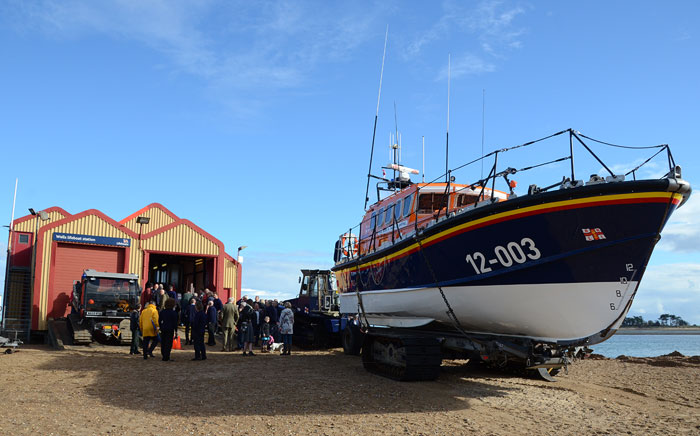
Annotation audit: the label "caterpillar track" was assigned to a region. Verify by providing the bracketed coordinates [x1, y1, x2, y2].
[361, 333, 443, 381]
[67, 313, 93, 345]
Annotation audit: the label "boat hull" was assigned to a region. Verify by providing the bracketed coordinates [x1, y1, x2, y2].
[334, 180, 689, 342]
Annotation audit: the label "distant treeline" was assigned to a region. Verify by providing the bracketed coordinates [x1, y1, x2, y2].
[622, 314, 694, 327]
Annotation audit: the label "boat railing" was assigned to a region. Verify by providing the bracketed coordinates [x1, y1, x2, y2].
[336, 128, 678, 264]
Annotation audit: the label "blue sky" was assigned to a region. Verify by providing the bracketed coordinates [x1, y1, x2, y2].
[1, 1, 699, 323]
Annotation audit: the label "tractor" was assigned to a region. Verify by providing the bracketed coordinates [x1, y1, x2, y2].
[287, 269, 348, 347]
[67, 269, 141, 345]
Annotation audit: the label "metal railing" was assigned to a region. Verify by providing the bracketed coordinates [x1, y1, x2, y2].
[336, 128, 678, 264]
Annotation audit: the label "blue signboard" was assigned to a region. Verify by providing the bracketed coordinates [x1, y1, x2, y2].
[53, 232, 131, 247]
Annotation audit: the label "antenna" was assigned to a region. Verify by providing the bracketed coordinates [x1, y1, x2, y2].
[422, 136, 425, 183]
[363, 25, 389, 210]
[481, 89, 485, 179]
[393, 101, 399, 186]
[445, 54, 450, 183]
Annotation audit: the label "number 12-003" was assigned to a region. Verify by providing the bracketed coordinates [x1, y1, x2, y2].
[465, 238, 541, 274]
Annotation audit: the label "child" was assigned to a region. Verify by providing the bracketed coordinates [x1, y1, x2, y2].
[260, 316, 271, 353]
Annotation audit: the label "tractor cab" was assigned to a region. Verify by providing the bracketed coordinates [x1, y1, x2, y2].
[68, 269, 141, 344]
[71, 269, 140, 318]
[290, 269, 338, 313]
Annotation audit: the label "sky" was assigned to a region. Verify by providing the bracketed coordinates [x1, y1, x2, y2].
[0, 1, 699, 323]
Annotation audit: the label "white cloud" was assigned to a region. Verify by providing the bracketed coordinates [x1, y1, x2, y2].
[4, 0, 387, 113]
[406, 0, 526, 63]
[241, 249, 329, 301]
[658, 196, 700, 253]
[436, 54, 495, 80]
[600, 160, 664, 179]
[631, 262, 700, 324]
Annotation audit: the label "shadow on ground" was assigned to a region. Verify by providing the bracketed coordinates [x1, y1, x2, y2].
[36, 344, 516, 417]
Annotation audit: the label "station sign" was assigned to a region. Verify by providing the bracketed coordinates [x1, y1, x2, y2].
[53, 232, 131, 247]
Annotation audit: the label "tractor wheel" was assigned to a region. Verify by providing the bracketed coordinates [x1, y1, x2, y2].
[342, 323, 363, 355]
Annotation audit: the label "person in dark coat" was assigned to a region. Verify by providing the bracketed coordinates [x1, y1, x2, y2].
[252, 302, 262, 346]
[265, 300, 279, 342]
[191, 301, 207, 361]
[184, 297, 196, 345]
[213, 293, 223, 312]
[206, 300, 217, 346]
[167, 284, 177, 300]
[129, 304, 141, 355]
[159, 298, 179, 361]
[239, 301, 256, 356]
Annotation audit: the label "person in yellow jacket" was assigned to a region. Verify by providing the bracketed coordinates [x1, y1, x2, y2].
[139, 302, 160, 360]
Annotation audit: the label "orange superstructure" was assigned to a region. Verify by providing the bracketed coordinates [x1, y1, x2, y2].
[358, 183, 509, 255]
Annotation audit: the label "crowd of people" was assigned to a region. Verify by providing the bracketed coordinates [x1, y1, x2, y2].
[130, 283, 295, 361]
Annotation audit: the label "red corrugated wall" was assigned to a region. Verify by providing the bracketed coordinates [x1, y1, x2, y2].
[49, 243, 125, 319]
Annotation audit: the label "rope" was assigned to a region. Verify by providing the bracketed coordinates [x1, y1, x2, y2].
[414, 235, 481, 350]
[577, 133, 667, 150]
[625, 146, 668, 176]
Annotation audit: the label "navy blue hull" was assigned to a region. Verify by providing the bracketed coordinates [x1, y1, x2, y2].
[335, 180, 681, 294]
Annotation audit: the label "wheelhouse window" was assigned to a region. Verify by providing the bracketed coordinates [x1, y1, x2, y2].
[394, 199, 402, 221]
[376, 208, 385, 227]
[457, 194, 478, 208]
[384, 204, 393, 226]
[370, 212, 376, 229]
[403, 195, 413, 217]
[417, 193, 447, 214]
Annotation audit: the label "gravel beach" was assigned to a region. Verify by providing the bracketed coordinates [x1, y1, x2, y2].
[0, 344, 698, 435]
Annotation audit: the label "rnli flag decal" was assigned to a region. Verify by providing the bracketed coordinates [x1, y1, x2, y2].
[582, 228, 606, 241]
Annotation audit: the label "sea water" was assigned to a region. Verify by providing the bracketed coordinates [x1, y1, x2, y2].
[590, 334, 700, 358]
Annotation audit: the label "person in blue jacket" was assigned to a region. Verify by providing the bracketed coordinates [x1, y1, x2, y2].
[159, 298, 179, 361]
[206, 300, 218, 346]
[184, 298, 197, 345]
[191, 301, 207, 361]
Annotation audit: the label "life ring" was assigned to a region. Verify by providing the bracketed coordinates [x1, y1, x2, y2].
[341, 234, 358, 257]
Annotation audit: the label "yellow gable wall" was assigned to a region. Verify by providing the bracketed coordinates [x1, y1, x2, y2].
[13, 210, 67, 233]
[224, 258, 237, 290]
[37, 214, 135, 330]
[141, 223, 219, 256]
[122, 206, 177, 234]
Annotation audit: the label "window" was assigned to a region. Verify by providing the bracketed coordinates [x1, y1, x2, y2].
[300, 276, 310, 296]
[384, 204, 393, 226]
[417, 193, 447, 213]
[376, 208, 384, 227]
[457, 194, 478, 207]
[403, 195, 413, 217]
[370, 213, 376, 229]
[18, 234, 30, 244]
[394, 200, 402, 221]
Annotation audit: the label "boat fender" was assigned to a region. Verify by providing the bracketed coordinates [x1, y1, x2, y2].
[605, 174, 625, 183]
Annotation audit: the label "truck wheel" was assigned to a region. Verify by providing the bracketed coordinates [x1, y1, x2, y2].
[342, 323, 363, 355]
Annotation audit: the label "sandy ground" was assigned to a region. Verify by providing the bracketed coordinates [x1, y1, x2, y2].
[0, 342, 698, 436]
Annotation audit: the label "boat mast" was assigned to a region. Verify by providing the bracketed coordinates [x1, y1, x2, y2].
[422, 136, 425, 183]
[363, 26, 389, 210]
[445, 54, 450, 183]
[481, 88, 485, 179]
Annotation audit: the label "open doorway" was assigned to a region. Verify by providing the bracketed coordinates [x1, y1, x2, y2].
[148, 253, 214, 294]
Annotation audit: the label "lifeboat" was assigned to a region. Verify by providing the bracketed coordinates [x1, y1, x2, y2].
[332, 129, 691, 345]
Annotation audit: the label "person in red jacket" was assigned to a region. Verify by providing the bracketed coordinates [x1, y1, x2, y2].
[141, 282, 153, 309]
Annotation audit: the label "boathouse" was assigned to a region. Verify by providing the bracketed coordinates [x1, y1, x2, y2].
[2, 203, 241, 339]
